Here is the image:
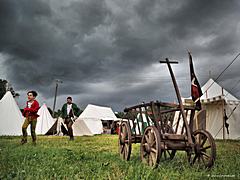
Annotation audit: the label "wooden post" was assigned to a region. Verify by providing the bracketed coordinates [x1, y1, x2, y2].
[143, 105, 151, 126]
[139, 107, 145, 133]
[151, 102, 161, 132]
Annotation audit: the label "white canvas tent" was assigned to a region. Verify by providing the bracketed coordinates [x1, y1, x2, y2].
[46, 117, 90, 136]
[45, 117, 69, 136]
[172, 110, 192, 135]
[0, 91, 24, 135]
[73, 104, 118, 136]
[36, 104, 55, 135]
[182, 78, 240, 139]
[200, 79, 240, 139]
[72, 119, 93, 136]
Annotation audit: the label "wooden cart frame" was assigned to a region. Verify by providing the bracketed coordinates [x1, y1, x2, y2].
[118, 58, 216, 168]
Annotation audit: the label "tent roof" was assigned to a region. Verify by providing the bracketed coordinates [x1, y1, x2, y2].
[79, 104, 117, 121]
[201, 78, 239, 101]
[36, 103, 54, 135]
[0, 91, 23, 135]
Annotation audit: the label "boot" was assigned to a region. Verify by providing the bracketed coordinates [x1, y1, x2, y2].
[20, 139, 27, 145]
[69, 136, 74, 141]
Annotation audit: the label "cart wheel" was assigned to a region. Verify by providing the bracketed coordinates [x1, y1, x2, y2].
[140, 126, 161, 167]
[118, 121, 132, 160]
[188, 129, 216, 168]
[161, 125, 176, 161]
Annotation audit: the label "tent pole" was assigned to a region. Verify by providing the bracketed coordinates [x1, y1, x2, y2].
[222, 99, 225, 140]
[52, 79, 63, 117]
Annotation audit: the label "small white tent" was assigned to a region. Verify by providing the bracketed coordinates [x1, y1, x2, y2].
[0, 91, 24, 135]
[36, 104, 55, 135]
[45, 117, 69, 136]
[45, 117, 90, 136]
[200, 79, 240, 139]
[73, 104, 118, 136]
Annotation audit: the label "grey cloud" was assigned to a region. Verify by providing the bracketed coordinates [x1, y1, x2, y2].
[1, 0, 240, 111]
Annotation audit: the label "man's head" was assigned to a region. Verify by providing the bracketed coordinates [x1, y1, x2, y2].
[67, 96, 72, 104]
[27, 91, 38, 101]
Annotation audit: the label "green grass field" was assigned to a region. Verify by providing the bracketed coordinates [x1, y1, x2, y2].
[0, 135, 239, 179]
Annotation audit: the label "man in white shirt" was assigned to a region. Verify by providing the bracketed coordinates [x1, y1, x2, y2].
[61, 97, 80, 140]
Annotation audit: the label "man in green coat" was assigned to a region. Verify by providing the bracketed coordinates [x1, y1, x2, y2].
[61, 97, 80, 140]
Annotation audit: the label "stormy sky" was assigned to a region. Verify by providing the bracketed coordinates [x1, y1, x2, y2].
[0, 0, 240, 111]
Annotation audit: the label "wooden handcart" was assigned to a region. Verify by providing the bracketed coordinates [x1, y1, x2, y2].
[118, 58, 216, 168]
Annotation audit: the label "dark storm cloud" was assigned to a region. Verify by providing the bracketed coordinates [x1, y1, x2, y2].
[1, 0, 240, 110]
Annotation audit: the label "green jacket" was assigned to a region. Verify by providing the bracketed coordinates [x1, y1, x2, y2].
[61, 103, 81, 119]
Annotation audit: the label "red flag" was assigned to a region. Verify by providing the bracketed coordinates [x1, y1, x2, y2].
[188, 51, 203, 110]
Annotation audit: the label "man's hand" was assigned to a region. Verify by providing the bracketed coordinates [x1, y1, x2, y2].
[24, 108, 30, 111]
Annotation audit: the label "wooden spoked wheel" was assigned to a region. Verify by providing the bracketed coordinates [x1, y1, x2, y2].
[118, 121, 132, 160]
[140, 126, 161, 167]
[161, 125, 176, 161]
[188, 129, 216, 168]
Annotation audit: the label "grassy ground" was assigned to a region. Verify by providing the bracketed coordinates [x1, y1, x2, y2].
[0, 135, 239, 180]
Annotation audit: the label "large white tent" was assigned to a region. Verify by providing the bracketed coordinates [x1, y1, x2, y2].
[73, 104, 118, 136]
[36, 103, 55, 135]
[182, 78, 240, 139]
[72, 119, 93, 136]
[200, 78, 240, 139]
[0, 91, 24, 135]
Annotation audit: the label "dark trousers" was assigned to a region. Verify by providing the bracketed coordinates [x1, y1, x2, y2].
[65, 118, 74, 138]
[22, 117, 37, 142]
